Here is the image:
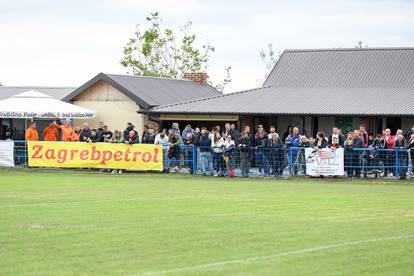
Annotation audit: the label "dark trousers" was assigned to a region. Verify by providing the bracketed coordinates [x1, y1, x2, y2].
[213, 152, 225, 174]
[239, 151, 250, 176]
[270, 151, 283, 176]
[352, 154, 362, 177]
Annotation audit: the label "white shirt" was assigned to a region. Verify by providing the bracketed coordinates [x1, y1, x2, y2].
[154, 134, 169, 147]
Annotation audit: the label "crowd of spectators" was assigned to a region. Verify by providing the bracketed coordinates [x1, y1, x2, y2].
[17, 120, 414, 179]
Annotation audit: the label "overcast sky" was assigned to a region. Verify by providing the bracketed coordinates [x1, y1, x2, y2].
[1, 0, 413, 92]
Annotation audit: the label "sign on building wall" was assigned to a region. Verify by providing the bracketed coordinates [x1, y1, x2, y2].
[0, 141, 14, 167]
[27, 141, 163, 171]
[305, 148, 344, 176]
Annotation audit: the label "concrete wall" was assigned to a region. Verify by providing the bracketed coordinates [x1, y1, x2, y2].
[73, 80, 145, 134]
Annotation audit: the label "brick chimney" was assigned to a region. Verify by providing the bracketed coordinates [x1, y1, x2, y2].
[183, 72, 208, 85]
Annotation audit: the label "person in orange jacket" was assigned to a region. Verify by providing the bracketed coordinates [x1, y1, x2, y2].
[70, 125, 81, 142]
[43, 121, 59, 141]
[25, 122, 39, 141]
[53, 120, 73, 141]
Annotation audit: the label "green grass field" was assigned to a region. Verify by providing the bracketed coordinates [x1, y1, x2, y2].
[1, 169, 414, 275]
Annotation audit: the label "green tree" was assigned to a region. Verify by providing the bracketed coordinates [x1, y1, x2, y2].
[120, 12, 231, 92]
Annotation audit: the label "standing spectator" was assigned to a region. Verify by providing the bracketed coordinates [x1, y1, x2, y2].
[328, 127, 345, 146]
[198, 131, 213, 176]
[394, 134, 408, 180]
[237, 131, 251, 177]
[53, 120, 73, 142]
[181, 124, 194, 141]
[183, 133, 195, 173]
[155, 131, 170, 173]
[255, 125, 270, 176]
[124, 130, 139, 144]
[223, 135, 235, 177]
[211, 132, 225, 177]
[285, 127, 300, 175]
[96, 121, 104, 142]
[25, 122, 39, 141]
[352, 130, 364, 178]
[407, 133, 414, 176]
[109, 130, 124, 143]
[267, 125, 276, 139]
[87, 129, 100, 143]
[405, 124, 414, 140]
[123, 122, 138, 143]
[43, 121, 58, 141]
[141, 125, 150, 144]
[359, 125, 369, 147]
[101, 125, 113, 142]
[215, 125, 221, 135]
[267, 132, 284, 177]
[170, 122, 180, 135]
[2, 127, 12, 140]
[168, 132, 183, 172]
[344, 132, 354, 179]
[314, 131, 328, 149]
[230, 123, 240, 140]
[282, 125, 293, 144]
[79, 123, 92, 142]
[297, 136, 311, 175]
[71, 126, 81, 142]
[384, 128, 395, 176]
[329, 137, 341, 149]
[223, 123, 233, 139]
[142, 126, 156, 144]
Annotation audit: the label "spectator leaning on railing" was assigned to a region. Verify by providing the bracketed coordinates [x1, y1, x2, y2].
[17, 119, 414, 179]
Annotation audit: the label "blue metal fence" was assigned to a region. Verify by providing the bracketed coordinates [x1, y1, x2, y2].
[7, 141, 414, 179]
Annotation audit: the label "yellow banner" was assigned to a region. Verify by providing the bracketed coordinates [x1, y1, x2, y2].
[27, 141, 163, 171]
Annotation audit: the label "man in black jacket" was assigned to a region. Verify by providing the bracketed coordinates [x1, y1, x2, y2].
[198, 131, 212, 176]
[394, 134, 408, 180]
[123, 122, 139, 143]
[237, 131, 251, 177]
[328, 127, 345, 146]
[352, 130, 365, 177]
[79, 123, 92, 142]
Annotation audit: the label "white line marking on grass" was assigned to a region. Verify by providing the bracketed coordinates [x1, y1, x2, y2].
[0, 197, 189, 208]
[138, 234, 414, 275]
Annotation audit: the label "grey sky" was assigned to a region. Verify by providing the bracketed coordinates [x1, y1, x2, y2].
[0, 0, 413, 92]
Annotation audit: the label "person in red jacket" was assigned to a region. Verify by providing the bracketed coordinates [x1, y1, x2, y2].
[384, 128, 395, 176]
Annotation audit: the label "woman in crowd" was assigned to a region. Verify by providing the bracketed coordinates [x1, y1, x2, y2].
[237, 131, 251, 177]
[314, 131, 328, 149]
[223, 135, 235, 177]
[267, 132, 284, 177]
[212, 132, 225, 177]
[329, 137, 341, 149]
[408, 133, 414, 176]
[255, 125, 270, 177]
[344, 132, 354, 179]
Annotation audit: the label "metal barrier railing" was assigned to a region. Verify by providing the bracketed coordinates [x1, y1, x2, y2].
[6, 141, 414, 179]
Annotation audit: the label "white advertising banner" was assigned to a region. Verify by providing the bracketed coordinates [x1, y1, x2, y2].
[0, 140, 15, 167]
[305, 148, 344, 176]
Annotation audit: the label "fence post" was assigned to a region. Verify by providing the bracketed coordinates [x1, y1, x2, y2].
[289, 147, 293, 177]
[395, 149, 399, 179]
[192, 145, 197, 176]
